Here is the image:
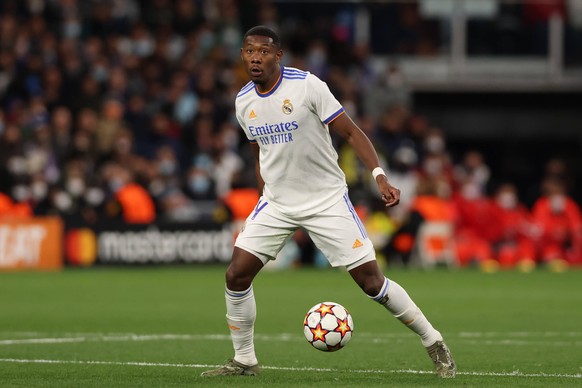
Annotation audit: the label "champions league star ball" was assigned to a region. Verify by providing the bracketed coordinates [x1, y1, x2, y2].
[303, 302, 353, 352]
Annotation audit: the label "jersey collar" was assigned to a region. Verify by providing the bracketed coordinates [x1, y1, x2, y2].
[255, 66, 283, 98]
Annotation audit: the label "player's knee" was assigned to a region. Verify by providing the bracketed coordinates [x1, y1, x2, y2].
[354, 274, 385, 297]
[359, 274, 385, 297]
[225, 266, 242, 289]
[349, 260, 385, 297]
[225, 265, 252, 291]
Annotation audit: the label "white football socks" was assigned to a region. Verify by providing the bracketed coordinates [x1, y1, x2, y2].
[371, 277, 443, 347]
[225, 285, 258, 366]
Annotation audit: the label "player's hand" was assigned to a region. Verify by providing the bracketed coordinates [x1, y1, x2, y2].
[376, 177, 400, 207]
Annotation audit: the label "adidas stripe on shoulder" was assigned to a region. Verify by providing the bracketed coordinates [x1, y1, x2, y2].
[237, 81, 255, 98]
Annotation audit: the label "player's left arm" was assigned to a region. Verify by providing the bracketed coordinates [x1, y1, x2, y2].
[329, 113, 400, 207]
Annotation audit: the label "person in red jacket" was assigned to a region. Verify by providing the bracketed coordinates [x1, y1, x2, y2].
[452, 181, 499, 267]
[490, 183, 538, 268]
[531, 177, 582, 266]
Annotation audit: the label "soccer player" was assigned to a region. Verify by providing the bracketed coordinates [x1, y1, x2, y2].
[201, 26, 456, 378]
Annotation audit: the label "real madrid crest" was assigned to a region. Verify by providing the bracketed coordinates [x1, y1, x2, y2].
[282, 99, 293, 115]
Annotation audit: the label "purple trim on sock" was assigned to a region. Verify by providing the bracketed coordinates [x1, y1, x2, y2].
[225, 286, 253, 298]
[373, 278, 390, 301]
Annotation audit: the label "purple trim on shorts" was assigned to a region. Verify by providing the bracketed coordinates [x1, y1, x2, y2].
[343, 192, 367, 239]
[251, 199, 268, 220]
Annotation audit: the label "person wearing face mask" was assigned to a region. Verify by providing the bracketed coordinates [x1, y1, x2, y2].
[29, 176, 54, 215]
[184, 167, 216, 201]
[452, 181, 497, 267]
[531, 177, 582, 267]
[490, 183, 538, 269]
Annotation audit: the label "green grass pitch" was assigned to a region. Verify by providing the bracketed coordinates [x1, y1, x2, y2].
[1, 265, 581, 387]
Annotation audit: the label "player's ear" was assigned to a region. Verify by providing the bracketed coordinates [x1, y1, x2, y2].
[275, 49, 283, 64]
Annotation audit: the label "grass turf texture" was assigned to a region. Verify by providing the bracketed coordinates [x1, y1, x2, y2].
[0, 266, 581, 387]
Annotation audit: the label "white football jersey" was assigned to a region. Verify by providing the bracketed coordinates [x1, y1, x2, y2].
[235, 66, 347, 217]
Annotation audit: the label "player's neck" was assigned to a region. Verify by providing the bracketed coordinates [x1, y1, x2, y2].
[255, 66, 282, 94]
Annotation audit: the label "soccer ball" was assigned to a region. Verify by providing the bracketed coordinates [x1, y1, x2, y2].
[303, 301, 353, 352]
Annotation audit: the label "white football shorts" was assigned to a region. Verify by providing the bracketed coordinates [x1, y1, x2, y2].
[234, 191, 376, 270]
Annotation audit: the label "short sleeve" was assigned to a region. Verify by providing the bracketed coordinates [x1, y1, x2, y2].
[305, 74, 344, 125]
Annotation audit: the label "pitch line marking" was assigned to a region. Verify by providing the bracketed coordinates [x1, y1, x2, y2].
[1, 333, 582, 347]
[3, 330, 582, 339]
[0, 358, 580, 379]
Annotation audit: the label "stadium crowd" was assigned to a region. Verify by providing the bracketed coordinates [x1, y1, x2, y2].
[0, 0, 581, 269]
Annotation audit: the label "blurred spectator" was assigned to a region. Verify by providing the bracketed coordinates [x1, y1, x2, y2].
[173, 0, 204, 35]
[211, 128, 244, 198]
[385, 144, 420, 225]
[158, 187, 204, 222]
[531, 177, 582, 266]
[95, 98, 126, 160]
[363, 62, 412, 121]
[70, 131, 96, 164]
[383, 176, 456, 267]
[50, 106, 73, 163]
[542, 157, 577, 200]
[30, 173, 52, 214]
[62, 159, 87, 203]
[74, 76, 102, 114]
[148, 112, 183, 160]
[452, 180, 497, 267]
[0, 123, 25, 193]
[525, 157, 577, 207]
[418, 127, 455, 188]
[373, 103, 411, 160]
[124, 94, 152, 156]
[184, 166, 217, 201]
[102, 163, 156, 224]
[490, 183, 538, 268]
[154, 144, 182, 191]
[109, 129, 136, 167]
[453, 150, 491, 194]
[167, 70, 198, 126]
[305, 39, 329, 79]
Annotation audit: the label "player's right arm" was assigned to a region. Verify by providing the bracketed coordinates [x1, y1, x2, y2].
[251, 142, 264, 196]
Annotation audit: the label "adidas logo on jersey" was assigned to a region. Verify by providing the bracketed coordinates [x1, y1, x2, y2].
[352, 239, 363, 249]
[249, 109, 257, 119]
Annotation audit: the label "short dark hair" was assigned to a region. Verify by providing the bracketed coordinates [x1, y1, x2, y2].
[243, 25, 281, 49]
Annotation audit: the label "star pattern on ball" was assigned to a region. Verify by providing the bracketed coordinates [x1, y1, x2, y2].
[334, 317, 351, 338]
[315, 303, 334, 318]
[310, 323, 329, 342]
